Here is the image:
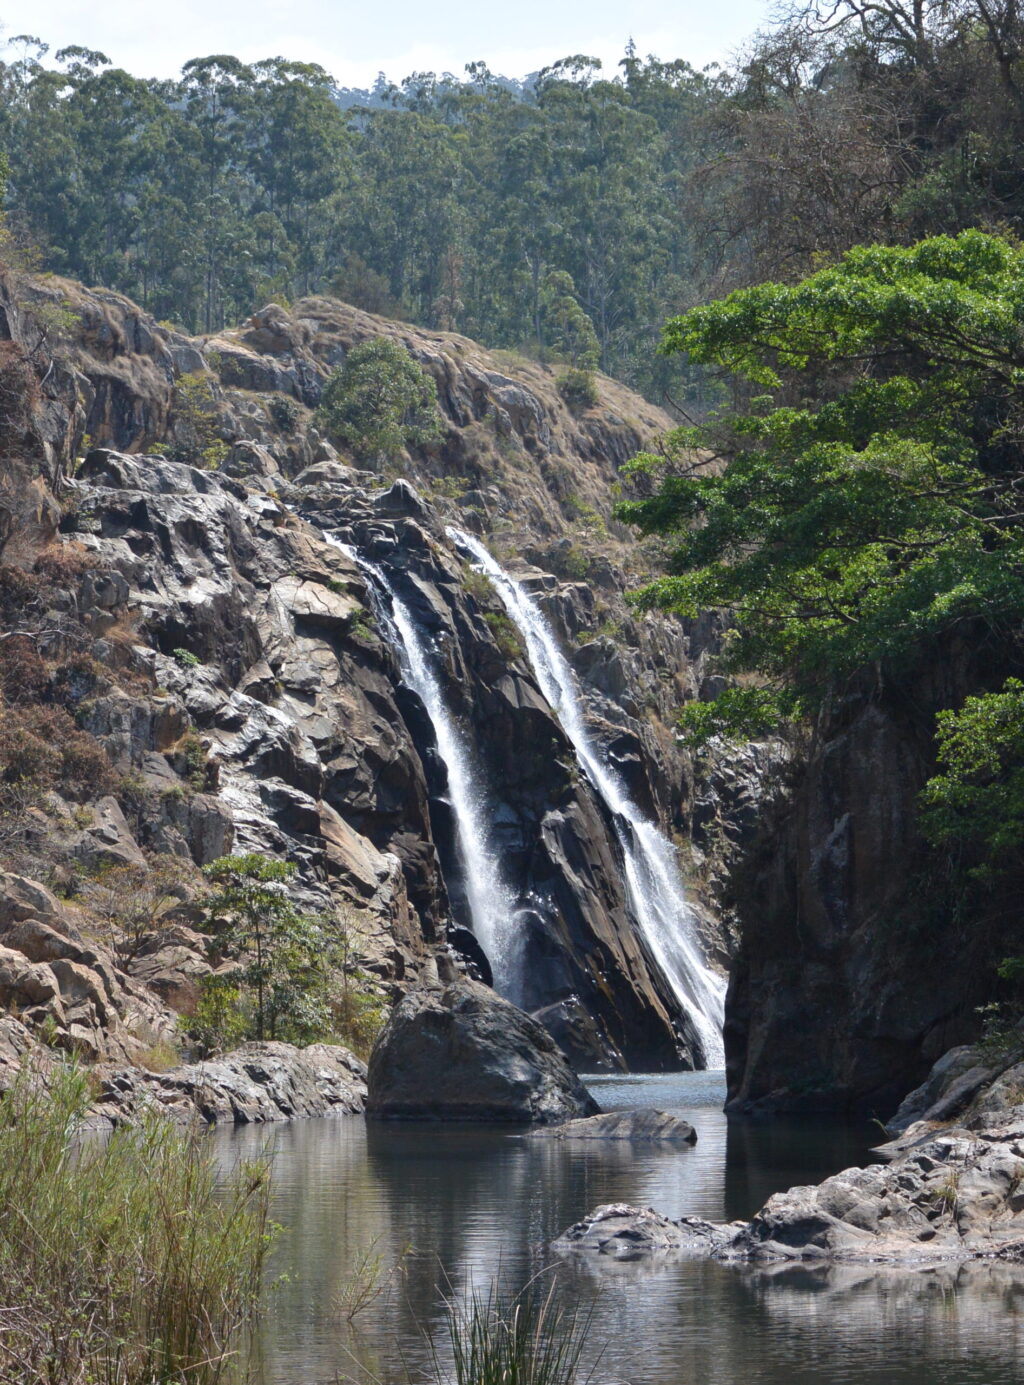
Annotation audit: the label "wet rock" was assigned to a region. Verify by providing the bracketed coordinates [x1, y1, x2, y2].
[366, 978, 599, 1123]
[372, 479, 432, 521]
[557, 1116, 1024, 1265]
[552, 1204, 725, 1260]
[531, 996, 622, 1071]
[531, 1109, 697, 1143]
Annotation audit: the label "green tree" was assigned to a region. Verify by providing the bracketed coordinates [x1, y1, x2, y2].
[202, 853, 334, 1043]
[620, 231, 1024, 733]
[540, 270, 599, 368]
[920, 679, 1024, 878]
[316, 335, 443, 462]
[168, 369, 228, 468]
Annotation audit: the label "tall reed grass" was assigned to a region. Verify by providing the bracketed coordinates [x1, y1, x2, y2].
[433, 1278, 599, 1385]
[0, 1065, 274, 1385]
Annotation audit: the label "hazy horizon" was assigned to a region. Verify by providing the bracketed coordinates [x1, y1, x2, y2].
[5, 0, 772, 87]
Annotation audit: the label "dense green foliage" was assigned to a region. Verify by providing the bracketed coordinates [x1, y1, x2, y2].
[0, 1064, 272, 1384]
[921, 680, 1024, 878]
[622, 231, 1024, 726]
[0, 43, 705, 396]
[316, 336, 442, 461]
[201, 853, 340, 1045]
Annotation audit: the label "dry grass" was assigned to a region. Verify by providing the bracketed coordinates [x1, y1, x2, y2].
[0, 1065, 274, 1385]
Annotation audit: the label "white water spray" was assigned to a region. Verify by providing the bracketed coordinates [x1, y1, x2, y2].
[448, 527, 726, 1066]
[328, 537, 519, 994]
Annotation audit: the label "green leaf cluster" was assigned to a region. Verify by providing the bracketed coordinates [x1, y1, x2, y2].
[920, 679, 1024, 877]
[201, 853, 336, 1046]
[196, 852, 385, 1055]
[316, 336, 443, 463]
[621, 232, 1024, 720]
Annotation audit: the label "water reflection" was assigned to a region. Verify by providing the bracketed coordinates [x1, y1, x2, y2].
[216, 1073, 1024, 1385]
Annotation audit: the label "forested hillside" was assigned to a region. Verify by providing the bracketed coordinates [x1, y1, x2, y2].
[7, 0, 1024, 407]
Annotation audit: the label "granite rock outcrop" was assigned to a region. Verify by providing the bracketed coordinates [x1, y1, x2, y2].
[366, 979, 600, 1123]
[0, 265, 733, 1074]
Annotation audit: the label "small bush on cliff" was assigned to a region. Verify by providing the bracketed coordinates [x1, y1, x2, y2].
[315, 336, 443, 464]
[196, 854, 384, 1053]
[484, 611, 524, 662]
[556, 367, 599, 413]
[0, 1064, 273, 1385]
[169, 370, 229, 469]
[268, 393, 300, 434]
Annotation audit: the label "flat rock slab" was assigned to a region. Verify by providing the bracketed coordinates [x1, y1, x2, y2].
[531, 1109, 696, 1143]
[367, 978, 599, 1124]
[94, 1041, 367, 1126]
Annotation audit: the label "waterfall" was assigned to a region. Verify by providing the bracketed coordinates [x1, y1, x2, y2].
[448, 527, 726, 1067]
[326, 537, 519, 995]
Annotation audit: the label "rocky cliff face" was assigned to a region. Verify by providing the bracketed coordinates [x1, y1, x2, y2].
[0, 264, 727, 1073]
[725, 640, 1012, 1118]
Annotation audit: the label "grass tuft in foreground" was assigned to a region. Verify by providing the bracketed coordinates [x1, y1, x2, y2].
[433, 1277, 598, 1385]
[0, 1064, 274, 1385]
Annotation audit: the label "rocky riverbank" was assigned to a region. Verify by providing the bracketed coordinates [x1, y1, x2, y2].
[556, 1039, 1024, 1266]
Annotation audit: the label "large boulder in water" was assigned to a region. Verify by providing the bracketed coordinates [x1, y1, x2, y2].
[366, 979, 599, 1123]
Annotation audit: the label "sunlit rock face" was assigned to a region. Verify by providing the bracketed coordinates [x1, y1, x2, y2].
[0, 271, 741, 1075]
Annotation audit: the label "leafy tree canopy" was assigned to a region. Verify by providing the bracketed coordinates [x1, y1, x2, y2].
[920, 678, 1024, 877]
[202, 852, 333, 1044]
[619, 231, 1024, 729]
[316, 335, 443, 462]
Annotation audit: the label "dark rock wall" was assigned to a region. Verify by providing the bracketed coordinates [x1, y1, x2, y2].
[726, 642, 1016, 1118]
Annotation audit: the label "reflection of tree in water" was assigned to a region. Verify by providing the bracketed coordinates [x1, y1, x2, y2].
[221, 1119, 400, 1385]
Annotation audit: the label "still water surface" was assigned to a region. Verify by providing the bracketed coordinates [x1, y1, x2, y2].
[218, 1072, 1024, 1384]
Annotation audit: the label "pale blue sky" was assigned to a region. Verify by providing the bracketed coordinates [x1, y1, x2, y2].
[7, 1, 773, 86]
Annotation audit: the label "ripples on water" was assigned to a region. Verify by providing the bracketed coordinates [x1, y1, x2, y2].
[216, 1073, 1024, 1385]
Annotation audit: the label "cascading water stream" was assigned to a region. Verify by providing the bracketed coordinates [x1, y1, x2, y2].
[448, 526, 726, 1067]
[326, 536, 519, 995]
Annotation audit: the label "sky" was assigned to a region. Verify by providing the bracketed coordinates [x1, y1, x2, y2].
[5, 0, 774, 87]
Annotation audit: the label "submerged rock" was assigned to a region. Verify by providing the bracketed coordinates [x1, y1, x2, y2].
[366, 978, 599, 1123]
[555, 1119, 1024, 1266]
[530, 1109, 697, 1143]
